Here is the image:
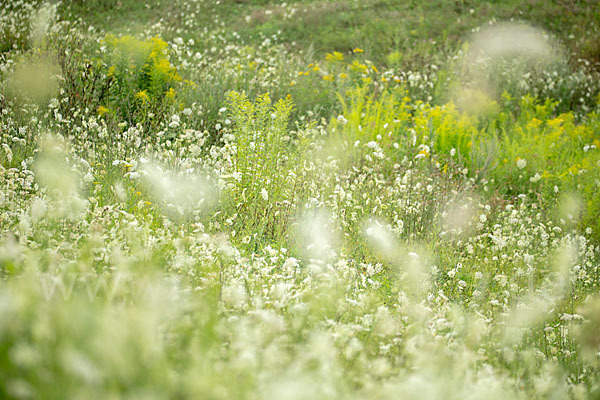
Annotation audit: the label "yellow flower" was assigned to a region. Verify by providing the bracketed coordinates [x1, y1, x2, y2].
[97, 105, 109, 116]
[313, 65, 320, 72]
[350, 60, 368, 72]
[325, 51, 344, 61]
[353, 48, 364, 53]
[339, 72, 349, 79]
[547, 116, 564, 129]
[289, 80, 296, 86]
[323, 74, 334, 81]
[371, 65, 378, 73]
[566, 164, 579, 176]
[568, 125, 585, 139]
[165, 87, 176, 100]
[527, 117, 542, 130]
[135, 90, 149, 104]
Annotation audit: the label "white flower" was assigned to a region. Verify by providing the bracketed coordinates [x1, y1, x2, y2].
[261, 188, 269, 201]
[169, 114, 180, 128]
[283, 257, 299, 270]
[516, 158, 527, 169]
[479, 214, 487, 223]
[2, 144, 12, 162]
[337, 115, 348, 125]
[493, 274, 507, 287]
[559, 313, 573, 322]
[83, 172, 94, 183]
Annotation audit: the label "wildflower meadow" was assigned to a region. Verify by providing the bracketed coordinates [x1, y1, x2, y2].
[1, 0, 600, 398]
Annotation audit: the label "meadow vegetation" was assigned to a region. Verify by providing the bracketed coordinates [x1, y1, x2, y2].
[1, 0, 600, 398]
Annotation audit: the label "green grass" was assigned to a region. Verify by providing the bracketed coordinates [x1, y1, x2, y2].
[1, 0, 600, 399]
[60, 0, 600, 68]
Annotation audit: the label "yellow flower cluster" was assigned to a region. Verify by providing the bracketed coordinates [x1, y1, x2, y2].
[97, 105, 109, 116]
[294, 48, 393, 88]
[104, 34, 182, 103]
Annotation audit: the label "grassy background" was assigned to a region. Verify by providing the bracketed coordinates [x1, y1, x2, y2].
[61, 0, 600, 68]
[1, 1, 600, 399]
